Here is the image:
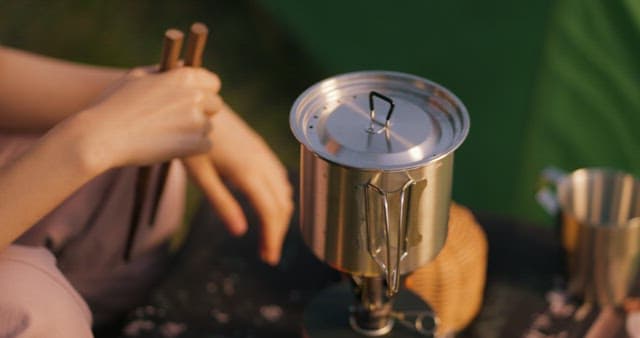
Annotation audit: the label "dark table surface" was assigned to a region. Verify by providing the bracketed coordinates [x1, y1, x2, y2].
[105, 195, 625, 338]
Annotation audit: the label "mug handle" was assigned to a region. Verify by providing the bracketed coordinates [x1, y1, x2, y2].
[535, 166, 567, 215]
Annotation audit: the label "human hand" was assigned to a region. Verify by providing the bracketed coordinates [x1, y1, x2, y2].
[77, 67, 223, 171]
[185, 105, 294, 265]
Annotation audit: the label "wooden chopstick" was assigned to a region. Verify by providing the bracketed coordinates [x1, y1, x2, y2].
[148, 22, 209, 227]
[124, 28, 184, 261]
[184, 22, 208, 67]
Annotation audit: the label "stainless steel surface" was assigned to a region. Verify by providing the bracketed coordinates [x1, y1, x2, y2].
[291, 71, 469, 295]
[299, 147, 453, 277]
[553, 168, 640, 306]
[290, 71, 469, 171]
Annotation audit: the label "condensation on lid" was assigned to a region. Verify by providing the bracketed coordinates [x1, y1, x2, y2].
[290, 71, 470, 171]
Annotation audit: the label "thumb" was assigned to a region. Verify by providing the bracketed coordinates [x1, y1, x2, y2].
[183, 155, 247, 236]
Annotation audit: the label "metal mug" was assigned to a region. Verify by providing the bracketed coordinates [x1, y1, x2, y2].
[290, 71, 470, 296]
[538, 167, 640, 306]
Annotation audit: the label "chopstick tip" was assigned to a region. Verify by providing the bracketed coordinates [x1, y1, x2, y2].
[165, 28, 184, 40]
[190, 22, 209, 35]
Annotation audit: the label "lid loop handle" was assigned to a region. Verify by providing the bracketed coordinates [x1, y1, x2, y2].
[369, 91, 395, 128]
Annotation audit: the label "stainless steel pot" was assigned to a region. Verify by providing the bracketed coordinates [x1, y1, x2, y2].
[290, 71, 470, 295]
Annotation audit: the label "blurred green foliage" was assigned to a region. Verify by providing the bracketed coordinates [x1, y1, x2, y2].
[12, 0, 634, 225]
[0, 0, 554, 220]
[260, 0, 555, 219]
[0, 0, 320, 168]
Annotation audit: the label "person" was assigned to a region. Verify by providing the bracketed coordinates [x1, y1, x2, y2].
[0, 45, 293, 336]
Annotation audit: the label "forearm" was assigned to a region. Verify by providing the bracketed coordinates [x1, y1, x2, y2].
[0, 46, 124, 131]
[0, 114, 103, 249]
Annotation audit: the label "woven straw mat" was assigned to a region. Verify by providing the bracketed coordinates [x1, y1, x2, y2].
[405, 202, 488, 336]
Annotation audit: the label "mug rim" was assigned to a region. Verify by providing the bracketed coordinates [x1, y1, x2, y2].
[557, 167, 640, 228]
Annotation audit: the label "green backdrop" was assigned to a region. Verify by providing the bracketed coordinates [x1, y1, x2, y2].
[2, 0, 638, 224]
[259, 0, 555, 220]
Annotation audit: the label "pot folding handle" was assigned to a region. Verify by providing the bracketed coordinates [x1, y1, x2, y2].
[536, 166, 567, 216]
[363, 176, 416, 297]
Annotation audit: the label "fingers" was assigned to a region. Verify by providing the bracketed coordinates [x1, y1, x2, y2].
[164, 70, 223, 119]
[203, 109, 294, 265]
[194, 94, 219, 139]
[202, 92, 223, 117]
[186, 153, 292, 267]
[183, 156, 248, 237]
[263, 167, 294, 265]
[189, 68, 220, 92]
[164, 67, 221, 93]
[167, 90, 220, 137]
[127, 67, 149, 78]
[240, 174, 292, 266]
[262, 161, 294, 223]
[132, 65, 223, 118]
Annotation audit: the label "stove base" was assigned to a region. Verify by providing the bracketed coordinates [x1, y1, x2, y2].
[303, 281, 438, 338]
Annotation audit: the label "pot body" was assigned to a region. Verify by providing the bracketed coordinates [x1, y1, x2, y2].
[299, 145, 452, 278]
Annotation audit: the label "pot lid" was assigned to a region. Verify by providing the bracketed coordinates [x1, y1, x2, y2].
[290, 71, 470, 171]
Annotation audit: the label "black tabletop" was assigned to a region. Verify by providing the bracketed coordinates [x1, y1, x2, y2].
[103, 191, 625, 338]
